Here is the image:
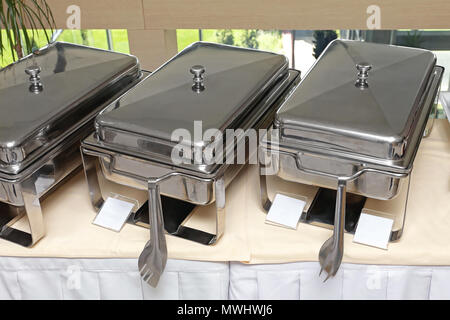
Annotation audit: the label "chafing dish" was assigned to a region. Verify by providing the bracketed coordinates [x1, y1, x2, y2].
[259, 40, 443, 278]
[0, 42, 141, 247]
[81, 42, 301, 286]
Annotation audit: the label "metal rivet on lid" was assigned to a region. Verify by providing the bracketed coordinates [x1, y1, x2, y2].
[355, 62, 372, 89]
[190, 65, 205, 93]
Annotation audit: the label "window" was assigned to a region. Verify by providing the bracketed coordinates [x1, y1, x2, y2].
[0, 29, 130, 68]
[57, 29, 130, 54]
[176, 29, 322, 77]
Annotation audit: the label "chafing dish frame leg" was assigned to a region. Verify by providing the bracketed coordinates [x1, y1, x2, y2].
[163, 176, 225, 246]
[258, 151, 277, 212]
[388, 174, 411, 242]
[0, 138, 85, 248]
[0, 181, 45, 247]
[81, 151, 105, 211]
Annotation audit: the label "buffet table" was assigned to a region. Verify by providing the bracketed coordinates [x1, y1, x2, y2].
[0, 119, 448, 300]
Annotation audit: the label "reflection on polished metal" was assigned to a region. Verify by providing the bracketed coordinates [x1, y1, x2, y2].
[25, 65, 43, 93]
[0, 41, 141, 172]
[94, 42, 291, 175]
[259, 40, 444, 280]
[0, 42, 141, 247]
[82, 42, 301, 286]
[274, 40, 442, 162]
[190, 65, 205, 92]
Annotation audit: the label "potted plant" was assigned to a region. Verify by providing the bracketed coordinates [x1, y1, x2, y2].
[0, 0, 56, 63]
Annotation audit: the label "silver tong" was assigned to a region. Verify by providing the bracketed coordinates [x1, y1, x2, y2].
[138, 180, 167, 287]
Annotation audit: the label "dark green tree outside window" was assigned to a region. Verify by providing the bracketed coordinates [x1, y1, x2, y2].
[216, 29, 235, 45]
[312, 30, 338, 58]
[242, 30, 259, 49]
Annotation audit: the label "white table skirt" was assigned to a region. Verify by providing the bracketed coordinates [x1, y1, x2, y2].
[0, 257, 229, 300]
[1, 257, 450, 300]
[229, 262, 450, 300]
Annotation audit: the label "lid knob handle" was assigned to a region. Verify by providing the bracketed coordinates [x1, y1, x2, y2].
[25, 65, 43, 94]
[355, 62, 372, 89]
[190, 65, 205, 93]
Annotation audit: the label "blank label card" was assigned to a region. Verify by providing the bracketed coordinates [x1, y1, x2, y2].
[266, 194, 306, 230]
[353, 213, 394, 250]
[93, 197, 134, 232]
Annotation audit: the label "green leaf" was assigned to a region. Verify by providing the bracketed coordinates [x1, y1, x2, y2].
[0, 0, 56, 63]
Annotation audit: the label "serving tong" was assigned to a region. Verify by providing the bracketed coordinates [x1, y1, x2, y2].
[138, 180, 167, 287]
[318, 180, 346, 281]
[310, 168, 407, 280]
[130, 171, 226, 287]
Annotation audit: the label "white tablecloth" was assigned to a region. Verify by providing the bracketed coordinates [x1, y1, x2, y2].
[1, 257, 450, 300]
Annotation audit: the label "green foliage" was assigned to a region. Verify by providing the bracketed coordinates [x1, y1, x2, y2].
[216, 29, 260, 48]
[216, 29, 234, 45]
[400, 30, 425, 48]
[241, 29, 259, 49]
[177, 29, 281, 52]
[176, 29, 198, 51]
[0, 0, 56, 62]
[312, 30, 338, 59]
[80, 30, 89, 46]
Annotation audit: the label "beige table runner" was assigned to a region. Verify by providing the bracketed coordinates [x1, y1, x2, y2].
[0, 120, 448, 266]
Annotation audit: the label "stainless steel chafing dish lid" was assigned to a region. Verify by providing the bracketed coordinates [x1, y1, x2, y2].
[274, 40, 437, 168]
[94, 41, 288, 168]
[0, 42, 140, 175]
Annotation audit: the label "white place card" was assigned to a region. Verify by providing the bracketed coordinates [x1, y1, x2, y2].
[353, 213, 394, 250]
[93, 197, 135, 232]
[266, 194, 306, 230]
